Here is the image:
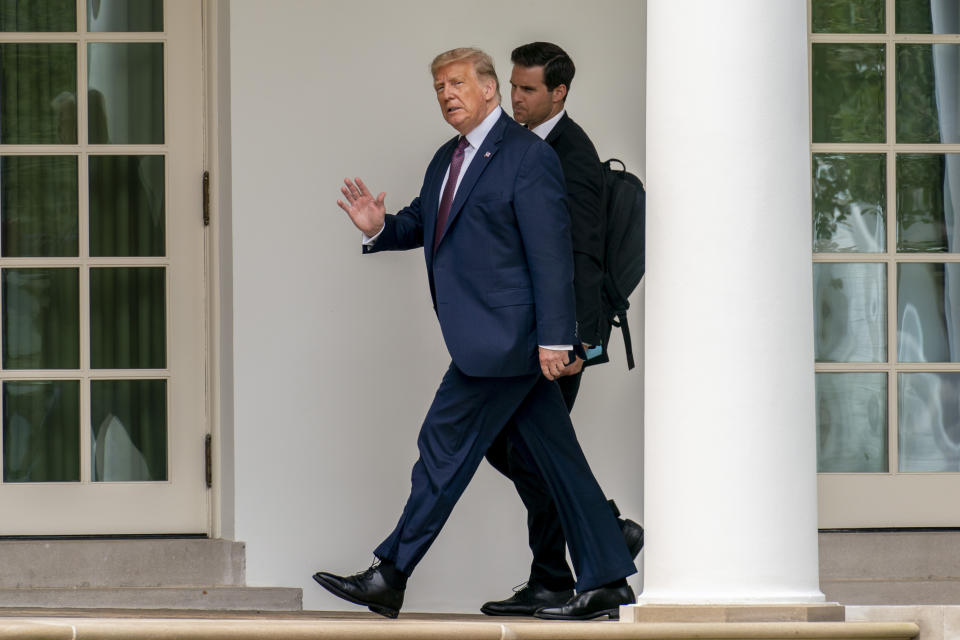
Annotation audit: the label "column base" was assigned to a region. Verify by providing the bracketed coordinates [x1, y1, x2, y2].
[621, 603, 845, 623]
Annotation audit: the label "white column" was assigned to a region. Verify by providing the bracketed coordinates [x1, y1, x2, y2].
[638, 0, 823, 604]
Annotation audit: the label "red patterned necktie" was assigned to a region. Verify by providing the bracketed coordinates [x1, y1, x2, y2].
[434, 136, 470, 250]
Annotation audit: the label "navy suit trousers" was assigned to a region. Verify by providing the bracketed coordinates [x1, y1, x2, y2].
[374, 364, 634, 592]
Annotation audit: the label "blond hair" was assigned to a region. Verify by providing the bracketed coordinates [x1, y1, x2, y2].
[430, 47, 501, 103]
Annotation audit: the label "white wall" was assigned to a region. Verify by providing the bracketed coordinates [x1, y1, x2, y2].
[228, 0, 646, 613]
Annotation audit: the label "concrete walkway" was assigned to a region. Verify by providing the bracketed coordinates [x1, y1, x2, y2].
[0, 609, 920, 640]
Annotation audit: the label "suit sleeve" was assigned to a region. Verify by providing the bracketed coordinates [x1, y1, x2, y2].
[560, 147, 605, 346]
[513, 142, 579, 347]
[362, 197, 425, 254]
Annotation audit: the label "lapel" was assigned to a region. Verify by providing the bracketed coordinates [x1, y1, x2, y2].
[433, 111, 508, 251]
[544, 112, 569, 148]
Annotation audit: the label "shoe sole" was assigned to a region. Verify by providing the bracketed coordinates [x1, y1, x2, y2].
[479, 605, 537, 617]
[534, 607, 619, 621]
[312, 573, 400, 619]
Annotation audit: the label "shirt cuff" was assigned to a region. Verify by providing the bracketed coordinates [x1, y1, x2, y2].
[540, 345, 573, 351]
[361, 225, 385, 245]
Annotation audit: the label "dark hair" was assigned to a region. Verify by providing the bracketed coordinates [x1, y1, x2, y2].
[510, 42, 575, 94]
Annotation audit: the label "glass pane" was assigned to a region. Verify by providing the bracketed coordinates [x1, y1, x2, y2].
[0, 0, 76, 31]
[91, 379, 166, 481]
[817, 373, 888, 472]
[897, 154, 960, 253]
[813, 0, 885, 33]
[899, 372, 960, 471]
[897, 263, 960, 362]
[2, 268, 79, 369]
[813, 153, 886, 253]
[3, 380, 79, 482]
[88, 43, 163, 144]
[90, 267, 165, 369]
[89, 155, 164, 256]
[87, 0, 162, 32]
[897, 0, 960, 33]
[1, 155, 78, 257]
[814, 263, 887, 362]
[812, 43, 885, 143]
[0, 43, 77, 144]
[897, 45, 960, 144]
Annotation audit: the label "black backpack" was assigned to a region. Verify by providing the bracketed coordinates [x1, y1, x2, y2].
[585, 158, 645, 370]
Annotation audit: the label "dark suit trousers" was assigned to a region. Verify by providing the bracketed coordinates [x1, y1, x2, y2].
[486, 371, 599, 591]
[374, 364, 634, 592]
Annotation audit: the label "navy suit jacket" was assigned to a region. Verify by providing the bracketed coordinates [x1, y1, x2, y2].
[364, 110, 578, 378]
[544, 113, 605, 347]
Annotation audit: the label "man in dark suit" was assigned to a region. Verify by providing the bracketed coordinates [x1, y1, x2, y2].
[312, 47, 636, 620]
[481, 42, 644, 617]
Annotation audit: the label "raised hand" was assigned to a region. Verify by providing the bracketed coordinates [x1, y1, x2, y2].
[337, 177, 386, 237]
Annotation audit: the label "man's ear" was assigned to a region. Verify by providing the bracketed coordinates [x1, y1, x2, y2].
[553, 83, 568, 104]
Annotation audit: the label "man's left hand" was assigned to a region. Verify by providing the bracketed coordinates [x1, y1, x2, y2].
[539, 347, 570, 381]
[557, 355, 584, 377]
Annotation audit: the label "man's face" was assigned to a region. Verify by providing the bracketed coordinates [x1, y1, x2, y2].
[510, 65, 564, 130]
[434, 61, 495, 135]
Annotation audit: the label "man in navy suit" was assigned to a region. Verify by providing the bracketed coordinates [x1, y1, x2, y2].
[312, 47, 636, 620]
[482, 42, 644, 617]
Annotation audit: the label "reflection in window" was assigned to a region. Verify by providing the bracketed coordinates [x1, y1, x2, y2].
[899, 372, 960, 471]
[814, 263, 887, 362]
[812, 43, 885, 143]
[3, 380, 80, 482]
[817, 373, 888, 472]
[897, 154, 960, 253]
[88, 43, 163, 144]
[0, 0, 76, 31]
[91, 379, 166, 481]
[1, 155, 79, 257]
[2, 268, 79, 369]
[898, 263, 960, 362]
[814, 153, 885, 252]
[897, 0, 960, 34]
[897, 45, 960, 144]
[87, 0, 162, 33]
[0, 43, 76, 144]
[813, 0, 885, 33]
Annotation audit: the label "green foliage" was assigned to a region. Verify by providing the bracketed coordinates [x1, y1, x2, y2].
[897, 154, 948, 252]
[813, 44, 886, 143]
[897, 44, 942, 143]
[813, 154, 886, 252]
[896, 0, 934, 33]
[813, 0, 885, 33]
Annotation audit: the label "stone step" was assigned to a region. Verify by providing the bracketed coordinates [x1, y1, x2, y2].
[0, 539, 245, 588]
[0, 615, 922, 640]
[0, 586, 302, 611]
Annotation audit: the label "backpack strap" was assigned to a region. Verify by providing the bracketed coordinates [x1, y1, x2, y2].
[611, 310, 636, 370]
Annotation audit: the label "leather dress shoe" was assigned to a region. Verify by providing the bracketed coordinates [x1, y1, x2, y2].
[534, 584, 635, 620]
[312, 564, 404, 618]
[619, 517, 645, 559]
[481, 582, 573, 616]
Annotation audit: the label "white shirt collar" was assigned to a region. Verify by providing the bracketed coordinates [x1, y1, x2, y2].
[530, 109, 566, 140]
[463, 105, 503, 149]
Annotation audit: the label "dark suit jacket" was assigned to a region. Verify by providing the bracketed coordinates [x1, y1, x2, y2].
[544, 113, 605, 347]
[364, 110, 579, 378]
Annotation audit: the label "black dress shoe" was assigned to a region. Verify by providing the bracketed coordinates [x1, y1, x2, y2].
[481, 582, 573, 616]
[312, 564, 404, 618]
[619, 517, 644, 559]
[534, 584, 635, 620]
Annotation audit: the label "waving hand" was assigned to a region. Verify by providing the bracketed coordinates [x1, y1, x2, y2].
[337, 177, 386, 237]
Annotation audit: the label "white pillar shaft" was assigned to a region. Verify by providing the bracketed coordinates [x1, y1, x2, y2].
[640, 1, 823, 604]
